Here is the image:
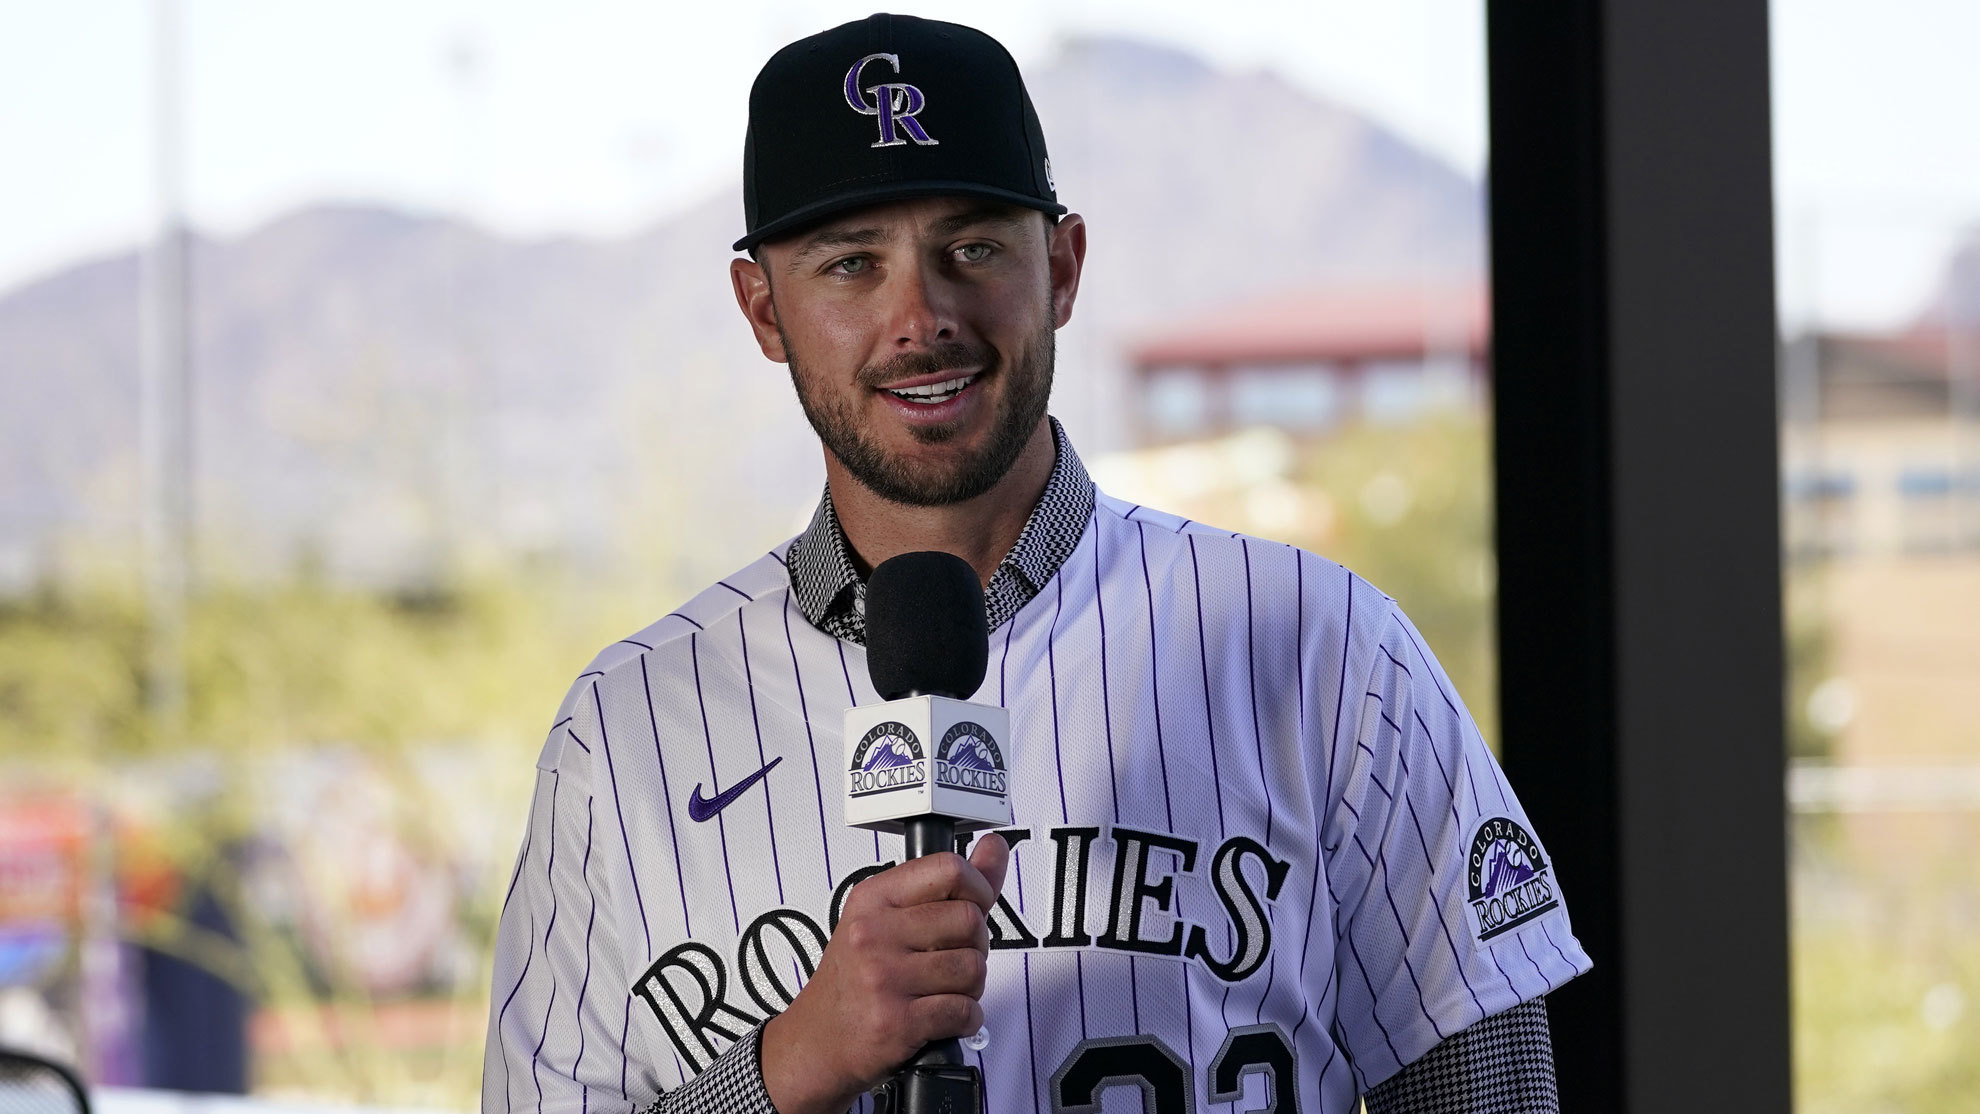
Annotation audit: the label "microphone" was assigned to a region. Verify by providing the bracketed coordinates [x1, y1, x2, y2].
[845, 552, 1010, 1114]
[845, 551, 1012, 841]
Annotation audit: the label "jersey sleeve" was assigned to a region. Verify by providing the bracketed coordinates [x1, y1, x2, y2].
[481, 685, 777, 1114]
[1321, 601, 1591, 1094]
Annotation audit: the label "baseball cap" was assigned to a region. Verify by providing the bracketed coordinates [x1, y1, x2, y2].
[734, 12, 1066, 253]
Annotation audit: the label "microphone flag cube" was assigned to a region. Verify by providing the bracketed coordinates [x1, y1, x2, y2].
[844, 696, 1013, 833]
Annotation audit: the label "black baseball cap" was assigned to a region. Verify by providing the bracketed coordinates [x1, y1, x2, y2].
[734, 12, 1065, 253]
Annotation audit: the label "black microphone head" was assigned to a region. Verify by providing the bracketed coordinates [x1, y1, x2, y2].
[865, 551, 989, 701]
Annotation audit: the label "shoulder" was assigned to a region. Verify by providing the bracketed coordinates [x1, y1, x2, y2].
[534, 547, 798, 770]
[1091, 490, 1397, 633]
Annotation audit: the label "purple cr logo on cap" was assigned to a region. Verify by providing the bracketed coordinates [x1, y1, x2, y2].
[843, 53, 940, 149]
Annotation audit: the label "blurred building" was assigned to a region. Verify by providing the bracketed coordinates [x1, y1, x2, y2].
[1123, 282, 1488, 446]
[1779, 317, 1980, 852]
[1781, 327, 1980, 562]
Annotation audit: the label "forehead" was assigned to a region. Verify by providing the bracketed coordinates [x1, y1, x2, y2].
[770, 196, 1039, 256]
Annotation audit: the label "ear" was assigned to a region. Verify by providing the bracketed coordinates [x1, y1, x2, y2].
[1046, 213, 1088, 330]
[731, 256, 788, 363]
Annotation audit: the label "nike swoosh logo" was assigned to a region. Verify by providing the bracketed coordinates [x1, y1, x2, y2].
[687, 757, 783, 822]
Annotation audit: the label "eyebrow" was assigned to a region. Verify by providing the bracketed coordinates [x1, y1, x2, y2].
[785, 225, 889, 271]
[783, 205, 1031, 272]
[928, 205, 1030, 238]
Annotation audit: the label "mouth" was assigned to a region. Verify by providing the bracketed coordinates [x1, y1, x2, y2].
[880, 372, 981, 406]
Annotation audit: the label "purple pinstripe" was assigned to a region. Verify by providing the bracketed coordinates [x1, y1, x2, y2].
[1196, 539, 1239, 1031]
[1289, 564, 1353, 1069]
[780, 593, 835, 885]
[993, 616, 1043, 1114]
[1241, 541, 1278, 844]
[572, 800, 597, 1108]
[1185, 535, 1229, 834]
[1133, 520, 1192, 1079]
[1540, 919, 1576, 969]
[635, 659, 690, 938]
[530, 770, 561, 1113]
[688, 634, 743, 935]
[619, 999, 631, 1099]
[732, 607, 787, 904]
[1359, 834, 1451, 1041]
[1132, 522, 1177, 834]
[1399, 622, 1510, 815]
[1515, 933, 1547, 983]
[1487, 941, 1522, 997]
[1044, 578, 1092, 1039]
[1374, 688, 1490, 1022]
[834, 639, 882, 860]
[495, 787, 541, 1108]
[592, 681, 654, 956]
[1012, 818, 1043, 1114]
[1092, 522, 1143, 1035]
[1339, 885, 1399, 1088]
[500, 809, 535, 918]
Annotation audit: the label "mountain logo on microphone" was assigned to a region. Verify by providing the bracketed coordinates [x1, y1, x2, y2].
[1465, 816, 1560, 941]
[934, 722, 1008, 797]
[849, 722, 926, 798]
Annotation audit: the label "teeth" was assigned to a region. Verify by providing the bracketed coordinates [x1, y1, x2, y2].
[887, 374, 977, 403]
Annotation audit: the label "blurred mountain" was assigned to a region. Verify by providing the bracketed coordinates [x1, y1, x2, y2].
[0, 36, 1481, 593]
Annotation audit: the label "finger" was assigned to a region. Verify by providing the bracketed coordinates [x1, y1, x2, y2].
[890, 946, 989, 998]
[968, 831, 1011, 902]
[905, 993, 985, 1044]
[896, 899, 990, 953]
[877, 851, 997, 911]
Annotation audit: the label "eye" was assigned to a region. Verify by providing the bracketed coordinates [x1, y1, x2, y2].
[955, 242, 995, 263]
[827, 255, 870, 276]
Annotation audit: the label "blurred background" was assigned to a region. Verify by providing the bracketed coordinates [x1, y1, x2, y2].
[0, 0, 1972, 1111]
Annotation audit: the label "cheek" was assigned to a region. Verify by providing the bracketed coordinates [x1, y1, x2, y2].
[983, 298, 1052, 362]
[789, 301, 887, 371]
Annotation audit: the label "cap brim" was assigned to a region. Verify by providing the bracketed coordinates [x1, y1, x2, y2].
[733, 181, 1068, 252]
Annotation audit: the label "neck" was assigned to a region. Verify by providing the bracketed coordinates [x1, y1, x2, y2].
[826, 417, 1056, 588]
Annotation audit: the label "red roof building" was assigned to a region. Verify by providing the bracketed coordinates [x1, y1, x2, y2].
[1125, 282, 1490, 443]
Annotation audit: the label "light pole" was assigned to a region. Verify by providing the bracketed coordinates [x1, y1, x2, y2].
[140, 0, 190, 739]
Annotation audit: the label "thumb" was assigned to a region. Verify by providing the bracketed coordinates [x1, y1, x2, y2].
[967, 831, 1011, 906]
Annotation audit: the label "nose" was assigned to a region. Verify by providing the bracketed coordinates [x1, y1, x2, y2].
[882, 257, 959, 350]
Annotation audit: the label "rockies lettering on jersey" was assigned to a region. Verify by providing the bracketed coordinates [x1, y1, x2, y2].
[483, 480, 1592, 1114]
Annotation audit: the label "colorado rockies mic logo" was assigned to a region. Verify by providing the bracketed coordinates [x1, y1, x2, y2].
[848, 721, 926, 797]
[844, 53, 939, 148]
[934, 721, 1008, 797]
[1465, 817, 1560, 941]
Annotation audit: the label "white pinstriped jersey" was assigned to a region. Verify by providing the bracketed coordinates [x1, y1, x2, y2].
[483, 491, 1591, 1114]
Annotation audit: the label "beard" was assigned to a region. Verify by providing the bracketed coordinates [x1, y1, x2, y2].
[782, 320, 1055, 508]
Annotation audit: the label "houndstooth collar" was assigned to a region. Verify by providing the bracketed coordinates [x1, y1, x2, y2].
[783, 417, 1096, 645]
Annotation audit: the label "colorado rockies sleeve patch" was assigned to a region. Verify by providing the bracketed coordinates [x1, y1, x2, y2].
[1464, 816, 1562, 941]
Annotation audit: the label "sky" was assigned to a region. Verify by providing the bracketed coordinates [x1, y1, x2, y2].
[1, 0, 1976, 329]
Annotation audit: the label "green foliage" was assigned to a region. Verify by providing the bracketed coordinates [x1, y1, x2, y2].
[1784, 568, 1838, 760]
[0, 573, 651, 763]
[0, 569, 678, 1107]
[1291, 416, 1500, 746]
[1793, 823, 1980, 1113]
[0, 586, 150, 759]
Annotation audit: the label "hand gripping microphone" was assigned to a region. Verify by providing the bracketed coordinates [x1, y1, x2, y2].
[845, 552, 1011, 1114]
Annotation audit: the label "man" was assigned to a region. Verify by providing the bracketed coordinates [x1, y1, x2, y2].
[484, 13, 1590, 1114]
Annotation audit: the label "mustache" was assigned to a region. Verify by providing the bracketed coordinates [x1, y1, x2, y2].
[857, 341, 999, 389]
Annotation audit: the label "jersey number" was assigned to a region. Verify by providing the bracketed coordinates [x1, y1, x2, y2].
[1049, 1024, 1297, 1114]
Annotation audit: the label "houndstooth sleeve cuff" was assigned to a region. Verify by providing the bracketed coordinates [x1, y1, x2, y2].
[642, 1022, 779, 1114]
[1363, 997, 1559, 1114]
